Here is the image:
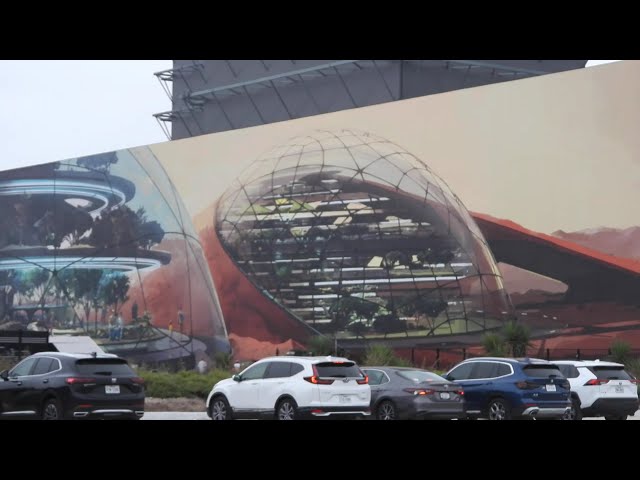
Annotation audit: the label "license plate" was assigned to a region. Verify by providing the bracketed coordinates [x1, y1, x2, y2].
[546, 384, 556, 392]
[615, 386, 624, 393]
[339, 395, 351, 404]
[440, 392, 451, 400]
[105, 385, 120, 394]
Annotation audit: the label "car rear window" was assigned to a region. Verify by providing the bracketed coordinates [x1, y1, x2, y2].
[522, 365, 563, 378]
[588, 366, 632, 380]
[75, 359, 135, 376]
[314, 362, 362, 378]
[396, 370, 445, 383]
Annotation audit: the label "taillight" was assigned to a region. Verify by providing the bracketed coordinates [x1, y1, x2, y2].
[631, 379, 639, 385]
[515, 381, 539, 390]
[559, 380, 570, 389]
[66, 377, 96, 385]
[584, 379, 609, 386]
[304, 365, 334, 385]
[404, 388, 434, 396]
[304, 376, 334, 385]
[457, 390, 464, 396]
[131, 377, 145, 385]
[356, 373, 368, 385]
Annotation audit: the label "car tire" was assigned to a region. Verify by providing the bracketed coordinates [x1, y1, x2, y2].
[604, 415, 627, 420]
[563, 398, 582, 421]
[42, 398, 62, 420]
[276, 398, 298, 420]
[376, 400, 397, 420]
[487, 398, 511, 421]
[209, 396, 232, 421]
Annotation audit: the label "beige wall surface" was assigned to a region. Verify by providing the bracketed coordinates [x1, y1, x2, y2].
[152, 61, 640, 235]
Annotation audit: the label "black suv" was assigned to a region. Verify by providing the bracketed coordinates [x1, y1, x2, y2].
[0, 352, 145, 420]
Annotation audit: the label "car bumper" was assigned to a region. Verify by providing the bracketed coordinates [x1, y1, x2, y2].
[66, 398, 145, 420]
[72, 408, 144, 420]
[515, 402, 571, 419]
[298, 406, 371, 419]
[411, 398, 467, 420]
[582, 398, 639, 417]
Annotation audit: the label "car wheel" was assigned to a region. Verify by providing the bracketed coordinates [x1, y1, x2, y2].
[42, 398, 62, 420]
[604, 415, 627, 420]
[376, 400, 397, 420]
[276, 398, 298, 420]
[210, 397, 232, 421]
[563, 398, 582, 421]
[487, 398, 511, 421]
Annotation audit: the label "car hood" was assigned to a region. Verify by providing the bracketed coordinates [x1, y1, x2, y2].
[215, 377, 235, 389]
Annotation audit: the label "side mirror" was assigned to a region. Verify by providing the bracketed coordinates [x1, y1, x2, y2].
[0, 370, 8, 381]
[232, 374, 242, 382]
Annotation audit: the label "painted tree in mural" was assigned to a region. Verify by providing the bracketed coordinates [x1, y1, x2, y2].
[17, 269, 51, 305]
[329, 295, 380, 335]
[399, 295, 448, 333]
[76, 152, 118, 172]
[98, 272, 130, 316]
[57, 269, 103, 329]
[89, 206, 165, 252]
[0, 269, 51, 323]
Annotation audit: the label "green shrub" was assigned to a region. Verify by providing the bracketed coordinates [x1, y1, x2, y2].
[307, 335, 334, 356]
[139, 369, 231, 399]
[214, 352, 233, 370]
[502, 321, 531, 357]
[610, 340, 632, 365]
[482, 332, 508, 357]
[363, 344, 412, 367]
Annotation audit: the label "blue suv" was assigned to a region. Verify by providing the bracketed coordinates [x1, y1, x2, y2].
[443, 357, 571, 420]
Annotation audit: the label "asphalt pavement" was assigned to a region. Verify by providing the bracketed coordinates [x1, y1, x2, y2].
[142, 411, 640, 420]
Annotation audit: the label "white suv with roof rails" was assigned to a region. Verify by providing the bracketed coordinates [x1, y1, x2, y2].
[206, 356, 371, 420]
[554, 360, 639, 420]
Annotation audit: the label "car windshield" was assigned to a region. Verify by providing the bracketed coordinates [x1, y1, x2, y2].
[75, 359, 135, 376]
[314, 362, 362, 378]
[396, 370, 446, 383]
[522, 365, 563, 378]
[588, 366, 632, 380]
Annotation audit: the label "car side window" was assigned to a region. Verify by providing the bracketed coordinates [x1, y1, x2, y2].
[364, 369, 385, 386]
[447, 362, 474, 381]
[565, 365, 580, 378]
[9, 358, 38, 377]
[32, 358, 54, 375]
[290, 363, 304, 376]
[495, 363, 511, 377]
[470, 362, 498, 379]
[241, 362, 269, 381]
[265, 362, 292, 379]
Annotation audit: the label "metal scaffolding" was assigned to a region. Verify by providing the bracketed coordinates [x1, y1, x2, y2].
[152, 60, 574, 140]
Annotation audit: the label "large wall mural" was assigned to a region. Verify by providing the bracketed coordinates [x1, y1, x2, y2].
[3, 61, 639, 364]
[0, 148, 229, 365]
[213, 130, 512, 346]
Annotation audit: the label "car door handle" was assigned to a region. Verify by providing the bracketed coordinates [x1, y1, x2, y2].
[42, 379, 49, 384]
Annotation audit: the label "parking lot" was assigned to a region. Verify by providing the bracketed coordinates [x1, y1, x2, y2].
[142, 411, 640, 420]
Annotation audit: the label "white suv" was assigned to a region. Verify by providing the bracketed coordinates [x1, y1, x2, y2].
[554, 360, 639, 420]
[206, 356, 371, 420]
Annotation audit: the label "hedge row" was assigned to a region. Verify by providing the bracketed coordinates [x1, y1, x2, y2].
[139, 369, 231, 399]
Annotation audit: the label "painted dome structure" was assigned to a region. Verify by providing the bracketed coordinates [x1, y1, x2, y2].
[0, 148, 229, 364]
[215, 130, 513, 346]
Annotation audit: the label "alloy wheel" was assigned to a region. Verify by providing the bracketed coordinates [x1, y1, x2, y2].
[488, 401, 507, 420]
[278, 401, 295, 420]
[211, 400, 228, 420]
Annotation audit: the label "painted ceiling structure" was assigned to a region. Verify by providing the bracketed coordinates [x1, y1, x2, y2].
[473, 213, 640, 304]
